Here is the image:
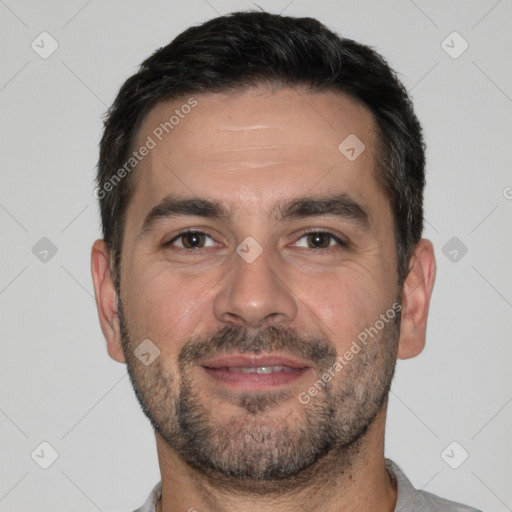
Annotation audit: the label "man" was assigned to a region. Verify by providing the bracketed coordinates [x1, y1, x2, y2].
[91, 11, 481, 512]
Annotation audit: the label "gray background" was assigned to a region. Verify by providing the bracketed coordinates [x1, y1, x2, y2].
[1, 0, 511, 510]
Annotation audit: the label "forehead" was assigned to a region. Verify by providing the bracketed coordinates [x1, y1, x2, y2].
[137, 86, 377, 165]
[125, 86, 388, 236]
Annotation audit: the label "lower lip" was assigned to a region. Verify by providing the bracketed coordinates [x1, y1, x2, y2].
[201, 366, 310, 390]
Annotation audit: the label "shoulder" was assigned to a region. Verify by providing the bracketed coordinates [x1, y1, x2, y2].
[414, 488, 483, 512]
[131, 481, 162, 512]
[385, 459, 482, 512]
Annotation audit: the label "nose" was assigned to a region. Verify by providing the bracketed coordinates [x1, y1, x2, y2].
[213, 244, 298, 330]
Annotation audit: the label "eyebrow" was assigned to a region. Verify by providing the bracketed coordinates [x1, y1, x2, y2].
[137, 193, 372, 240]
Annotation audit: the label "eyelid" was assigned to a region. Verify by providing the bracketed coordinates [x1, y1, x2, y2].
[165, 228, 218, 248]
[294, 228, 348, 246]
[292, 229, 348, 252]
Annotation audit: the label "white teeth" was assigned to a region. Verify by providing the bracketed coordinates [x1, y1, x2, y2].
[227, 365, 289, 374]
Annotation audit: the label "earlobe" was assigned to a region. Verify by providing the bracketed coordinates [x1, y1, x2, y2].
[90, 239, 126, 363]
[397, 239, 436, 360]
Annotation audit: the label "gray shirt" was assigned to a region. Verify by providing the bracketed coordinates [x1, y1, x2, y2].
[132, 459, 481, 512]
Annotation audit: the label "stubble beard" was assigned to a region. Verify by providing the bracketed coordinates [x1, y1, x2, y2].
[118, 294, 400, 492]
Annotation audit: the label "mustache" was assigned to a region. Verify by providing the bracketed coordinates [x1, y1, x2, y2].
[178, 324, 337, 369]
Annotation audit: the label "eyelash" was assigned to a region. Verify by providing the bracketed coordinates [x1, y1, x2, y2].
[164, 229, 348, 254]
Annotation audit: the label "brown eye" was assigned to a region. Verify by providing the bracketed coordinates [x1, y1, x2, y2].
[181, 232, 206, 248]
[306, 232, 333, 249]
[294, 231, 346, 251]
[166, 231, 216, 249]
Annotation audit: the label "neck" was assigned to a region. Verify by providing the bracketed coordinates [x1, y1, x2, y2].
[154, 408, 397, 512]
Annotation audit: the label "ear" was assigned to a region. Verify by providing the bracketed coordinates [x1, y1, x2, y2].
[91, 239, 126, 363]
[397, 239, 436, 360]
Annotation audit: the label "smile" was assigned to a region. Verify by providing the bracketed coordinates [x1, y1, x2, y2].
[199, 354, 312, 390]
[219, 365, 300, 374]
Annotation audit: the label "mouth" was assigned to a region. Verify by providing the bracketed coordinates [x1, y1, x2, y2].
[200, 354, 312, 390]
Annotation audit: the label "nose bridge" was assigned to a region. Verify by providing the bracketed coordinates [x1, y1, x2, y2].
[213, 240, 298, 329]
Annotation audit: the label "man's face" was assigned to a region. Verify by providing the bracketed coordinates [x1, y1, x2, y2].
[116, 87, 401, 483]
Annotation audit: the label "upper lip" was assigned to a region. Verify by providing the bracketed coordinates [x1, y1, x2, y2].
[200, 353, 312, 369]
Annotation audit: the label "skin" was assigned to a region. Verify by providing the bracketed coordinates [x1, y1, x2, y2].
[91, 86, 436, 512]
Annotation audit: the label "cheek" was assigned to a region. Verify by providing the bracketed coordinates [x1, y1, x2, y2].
[122, 263, 216, 357]
[290, 260, 391, 348]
